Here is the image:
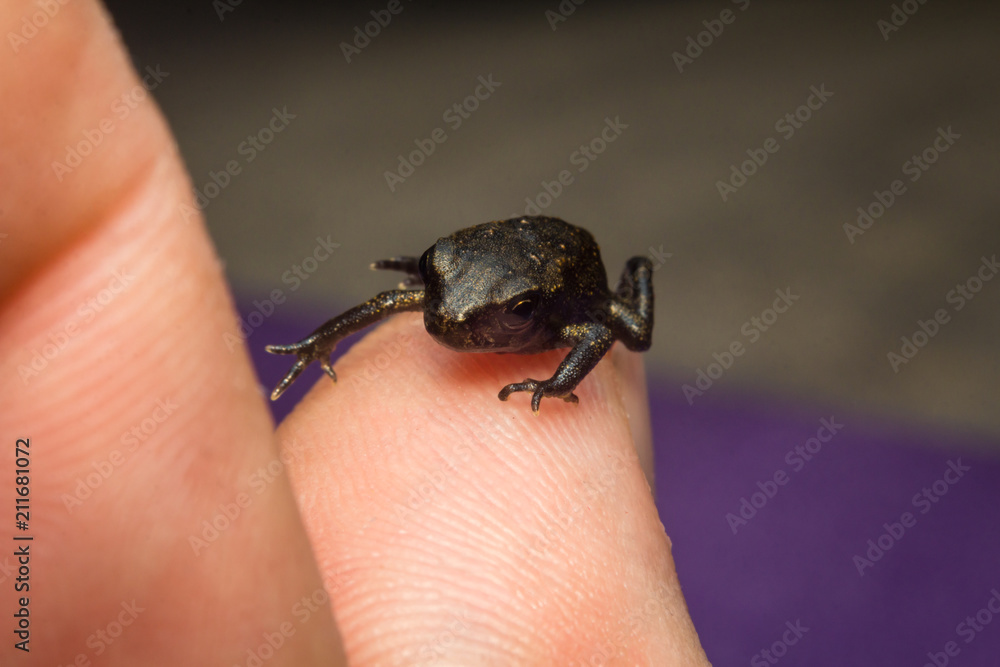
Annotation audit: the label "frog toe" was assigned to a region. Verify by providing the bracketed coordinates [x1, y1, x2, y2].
[498, 379, 540, 402]
[270, 358, 308, 400]
[530, 386, 579, 414]
[319, 357, 338, 382]
[498, 379, 579, 414]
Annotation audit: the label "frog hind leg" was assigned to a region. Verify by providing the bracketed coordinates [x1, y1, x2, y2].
[371, 256, 423, 288]
[609, 256, 654, 351]
[265, 289, 425, 400]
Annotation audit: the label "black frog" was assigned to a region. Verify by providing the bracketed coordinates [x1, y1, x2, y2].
[266, 216, 653, 413]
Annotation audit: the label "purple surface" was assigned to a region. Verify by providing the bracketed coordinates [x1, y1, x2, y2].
[244, 298, 1000, 665]
[656, 386, 1000, 666]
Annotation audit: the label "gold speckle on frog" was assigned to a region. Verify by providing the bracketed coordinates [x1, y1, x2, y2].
[266, 216, 653, 414]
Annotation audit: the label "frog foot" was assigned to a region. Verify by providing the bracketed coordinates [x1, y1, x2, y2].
[497, 378, 579, 415]
[265, 340, 337, 400]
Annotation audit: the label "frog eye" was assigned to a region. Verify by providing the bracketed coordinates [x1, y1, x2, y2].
[418, 248, 432, 283]
[510, 298, 536, 320]
[499, 294, 538, 332]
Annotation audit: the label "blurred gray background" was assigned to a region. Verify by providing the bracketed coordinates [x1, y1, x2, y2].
[106, 0, 1000, 440]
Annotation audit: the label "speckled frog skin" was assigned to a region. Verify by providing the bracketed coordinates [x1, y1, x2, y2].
[267, 216, 653, 413]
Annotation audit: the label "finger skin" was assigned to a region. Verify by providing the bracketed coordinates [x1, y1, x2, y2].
[0, 1, 165, 301]
[278, 313, 711, 665]
[0, 2, 344, 665]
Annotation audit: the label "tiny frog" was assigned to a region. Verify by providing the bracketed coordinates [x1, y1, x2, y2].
[266, 216, 653, 413]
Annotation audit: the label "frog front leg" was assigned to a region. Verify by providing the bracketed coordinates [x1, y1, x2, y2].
[497, 257, 653, 414]
[498, 323, 616, 414]
[266, 289, 424, 400]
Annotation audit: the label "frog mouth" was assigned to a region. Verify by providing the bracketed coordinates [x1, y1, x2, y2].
[426, 325, 514, 352]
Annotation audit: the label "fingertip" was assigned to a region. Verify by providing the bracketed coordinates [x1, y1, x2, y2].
[611, 342, 655, 488]
[0, 0, 174, 299]
[275, 314, 699, 664]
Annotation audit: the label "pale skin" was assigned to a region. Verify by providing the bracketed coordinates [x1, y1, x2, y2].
[0, 1, 712, 664]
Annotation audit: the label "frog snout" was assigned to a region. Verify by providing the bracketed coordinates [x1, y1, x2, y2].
[425, 311, 496, 350]
[424, 310, 462, 338]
